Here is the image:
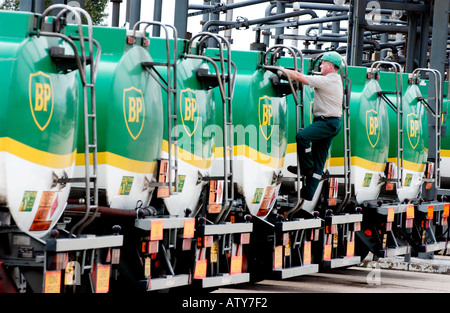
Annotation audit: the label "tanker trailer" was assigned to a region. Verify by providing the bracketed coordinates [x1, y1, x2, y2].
[0, 7, 122, 293]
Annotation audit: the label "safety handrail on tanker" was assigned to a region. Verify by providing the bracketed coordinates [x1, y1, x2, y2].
[137, 21, 179, 196]
[261, 44, 304, 218]
[185, 32, 236, 224]
[38, 5, 100, 237]
[370, 60, 404, 189]
[412, 68, 444, 190]
[263, 44, 303, 120]
[336, 57, 352, 214]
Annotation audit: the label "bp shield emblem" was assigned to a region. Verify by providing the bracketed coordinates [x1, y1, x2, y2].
[123, 87, 145, 140]
[180, 88, 199, 137]
[258, 95, 274, 140]
[365, 109, 379, 148]
[29, 71, 54, 131]
[407, 113, 420, 149]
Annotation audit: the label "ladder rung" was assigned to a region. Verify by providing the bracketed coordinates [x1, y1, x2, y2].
[378, 91, 399, 95]
[59, 176, 96, 183]
[202, 176, 230, 181]
[142, 61, 169, 67]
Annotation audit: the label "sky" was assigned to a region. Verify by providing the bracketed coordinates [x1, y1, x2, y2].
[105, 0, 315, 51]
[0, 0, 339, 51]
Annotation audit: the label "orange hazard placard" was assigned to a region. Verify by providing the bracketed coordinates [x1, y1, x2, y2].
[150, 219, 163, 241]
[194, 259, 207, 279]
[230, 256, 242, 275]
[208, 180, 223, 213]
[387, 207, 395, 222]
[273, 245, 283, 269]
[257, 186, 275, 217]
[406, 204, 415, 219]
[95, 265, 111, 293]
[303, 241, 311, 265]
[444, 204, 450, 218]
[183, 218, 195, 239]
[157, 160, 169, 198]
[427, 205, 434, 220]
[44, 270, 61, 293]
[346, 241, 355, 258]
[30, 191, 55, 232]
[323, 244, 332, 261]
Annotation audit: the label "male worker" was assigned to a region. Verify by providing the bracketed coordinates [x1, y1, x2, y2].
[283, 51, 343, 201]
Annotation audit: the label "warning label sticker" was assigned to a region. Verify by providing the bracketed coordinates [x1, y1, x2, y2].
[19, 191, 37, 212]
[29, 191, 55, 232]
[119, 176, 134, 195]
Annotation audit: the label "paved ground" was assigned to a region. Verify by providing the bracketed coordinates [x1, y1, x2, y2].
[213, 254, 450, 293]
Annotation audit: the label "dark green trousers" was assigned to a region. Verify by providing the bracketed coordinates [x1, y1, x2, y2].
[296, 116, 341, 200]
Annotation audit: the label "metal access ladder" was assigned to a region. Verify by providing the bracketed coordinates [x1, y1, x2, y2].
[412, 68, 444, 192]
[336, 58, 352, 213]
[261, 44, 304, 218]
[38, 5, 100, 236]
[371, 61, 404, 188]
[139, 21, 179, 195]
[184, 32, 236, 223]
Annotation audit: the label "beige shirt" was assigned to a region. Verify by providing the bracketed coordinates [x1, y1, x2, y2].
[306, 72, 343, 118]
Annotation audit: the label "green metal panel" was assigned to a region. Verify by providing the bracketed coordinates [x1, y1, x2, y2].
[378, 72, 427, 169]
[149, 37, 216, 166]
[212, 49, 287, 166]
[68, 26, 164, 171]
[0, 11, 78, 162]
[328, 67, 389, 170]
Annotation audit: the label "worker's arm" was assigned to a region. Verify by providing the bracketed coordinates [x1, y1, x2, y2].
[281, 68, 310, 85]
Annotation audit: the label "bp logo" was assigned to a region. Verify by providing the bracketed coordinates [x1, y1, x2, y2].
[123, 87, 145, 140]
[258, 95, 274, 140]
[365, 109, 379, 148]
[29, 71, 54, 131]
[180, 88, 199, 137]
[407, 113, 420, 149]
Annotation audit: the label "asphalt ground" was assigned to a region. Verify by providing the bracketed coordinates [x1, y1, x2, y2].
[213, 253, 450, 293]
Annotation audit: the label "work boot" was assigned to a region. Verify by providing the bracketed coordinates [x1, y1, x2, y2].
[287, 165, 298, 174]
[287, 166, 313, 178]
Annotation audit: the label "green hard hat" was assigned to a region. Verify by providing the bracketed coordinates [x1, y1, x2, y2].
[320, 51, 342, 68]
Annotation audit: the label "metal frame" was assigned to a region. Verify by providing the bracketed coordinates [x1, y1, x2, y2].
[261, 44, 304, 217]
[137, 21, 179, 196]
[37, 5, 101, 237]
[371, 60, 404, 189]
[184, 32, 236, 224]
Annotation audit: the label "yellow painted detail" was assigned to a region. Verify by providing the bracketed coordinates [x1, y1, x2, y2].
[387, 157, 426, 172]
[441, 149, 450, 157]
[213, 144, 285, 169]
[0, 137, 75, 168]
[161, 140, 285, 169]
[161, 140, 212, 169]
[75, 151, 156, 173]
